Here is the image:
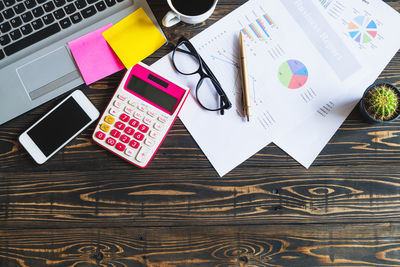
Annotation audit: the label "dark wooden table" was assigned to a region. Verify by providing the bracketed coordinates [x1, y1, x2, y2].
[1, 0, 400, 266]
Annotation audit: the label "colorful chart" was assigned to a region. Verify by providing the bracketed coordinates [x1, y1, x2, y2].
[348, 16, 378, 44]
[241, 12, 273, 41]
[278, 60, 308, 89]
[319, 0, 333, 9]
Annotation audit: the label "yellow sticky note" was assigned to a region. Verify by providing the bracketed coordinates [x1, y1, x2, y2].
[102, 8, 166, 69]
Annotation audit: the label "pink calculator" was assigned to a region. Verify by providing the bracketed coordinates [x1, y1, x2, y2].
[92, 62, 190, 168]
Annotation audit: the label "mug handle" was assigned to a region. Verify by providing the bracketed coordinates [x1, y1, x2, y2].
[162, 11, 181, 27]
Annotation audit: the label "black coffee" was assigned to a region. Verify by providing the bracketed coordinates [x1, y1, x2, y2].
[171, 0, 215, 16]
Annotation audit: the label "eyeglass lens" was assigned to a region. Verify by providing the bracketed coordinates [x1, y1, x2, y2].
[174, 43, 201, 75]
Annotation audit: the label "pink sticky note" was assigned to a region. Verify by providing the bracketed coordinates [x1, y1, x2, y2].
[68, 24, 125, 85]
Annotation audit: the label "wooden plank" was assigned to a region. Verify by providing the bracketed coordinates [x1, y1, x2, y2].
[1, 223, 400, 266]
[2, 165, 400, 227]
[2, 105, 400, 171]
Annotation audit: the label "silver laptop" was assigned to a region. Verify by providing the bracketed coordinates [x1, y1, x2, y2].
[0, 0, 165, 125]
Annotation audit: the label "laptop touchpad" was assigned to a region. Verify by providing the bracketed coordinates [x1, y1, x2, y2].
[17, 46, 80, 100]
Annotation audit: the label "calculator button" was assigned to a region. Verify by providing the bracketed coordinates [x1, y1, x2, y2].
[114, 100, 123, 108]
[136, 147, 149, 162]
[124, 106, 134, 115]
[115, 121, 125, 130]
[134, 132, 144, 141]
[154, 122, 163, 131]
[124, 126, 135, 135]
[95, 131, 106, 140]
[149, 130, 159, 139]
[106, 137, 116, 146]
[143, 117, 153, 125]
[128, 99, 137, 106]
[120, 113, 130, 122]
[118, 94, 127, 101]
[144, 138, 155, 147]
[104, 115, 115, 125]
[116, 142, 126, 152]
[100, 123, 111, 132]
[137, 105, 146, 112]
[158, 116, 167, 123]
[138, 124, 149, 133]
[133, 111, 143, 120]
[129, 140, 140, 149]
[109, 107, 118, 116]
[125, 148, 135, 157]
[129, 118, 140, 128]
[120, 134, 130, 143]
[147, 110, 157, 117]
[110, 129, 121, 138]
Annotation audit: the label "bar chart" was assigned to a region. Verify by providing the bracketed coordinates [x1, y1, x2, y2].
[319, 0, 334, 9]
[240, 12, 275, 41]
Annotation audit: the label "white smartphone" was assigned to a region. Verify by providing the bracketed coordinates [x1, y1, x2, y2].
[19, 90, 100, 164]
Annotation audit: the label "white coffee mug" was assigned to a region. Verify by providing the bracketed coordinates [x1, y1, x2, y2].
[162, 0, 218, 27]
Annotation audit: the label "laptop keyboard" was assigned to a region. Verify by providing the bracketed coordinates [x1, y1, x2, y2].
[0, 0, 124, 60]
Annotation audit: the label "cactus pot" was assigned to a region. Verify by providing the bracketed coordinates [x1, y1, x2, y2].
[359, 82, 400, 124]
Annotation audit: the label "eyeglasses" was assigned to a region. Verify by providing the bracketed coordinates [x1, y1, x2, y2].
[172, 37, 232, 115]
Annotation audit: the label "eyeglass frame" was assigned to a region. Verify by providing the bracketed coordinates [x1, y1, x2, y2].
[171, 37, 232, 115]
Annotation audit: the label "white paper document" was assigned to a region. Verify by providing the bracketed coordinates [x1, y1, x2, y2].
[274, 0, 400, 168]
[153, 0, 400, 176]
[153, 1, 274, 176]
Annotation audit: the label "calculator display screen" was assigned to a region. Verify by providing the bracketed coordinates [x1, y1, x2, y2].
[27, 97, 91, 157]
[126, 75, 178, 113]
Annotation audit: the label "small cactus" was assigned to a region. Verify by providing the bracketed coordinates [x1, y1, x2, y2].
[366, 84, 399, 121]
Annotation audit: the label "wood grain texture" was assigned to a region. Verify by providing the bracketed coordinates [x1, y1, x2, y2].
[0, 0, 400, 266]
[2, 166, 400, 227]
[1, 224, 400, 267]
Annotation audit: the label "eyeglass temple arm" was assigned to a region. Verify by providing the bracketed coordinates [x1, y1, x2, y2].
[176, 41, 221, 88]
[177, 43, 225, 93]
[201, 59, 232, 108]
[175, 48, 192, 55]
[176, 40, 232, 112]
[176, 48, 230, 103]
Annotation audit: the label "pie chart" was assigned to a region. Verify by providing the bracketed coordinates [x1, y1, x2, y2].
[278, 60, 308, 89]
[348, 16, 378, 44]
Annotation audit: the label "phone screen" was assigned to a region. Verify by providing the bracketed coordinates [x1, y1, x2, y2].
[27, 97, 91, 156]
